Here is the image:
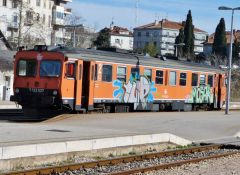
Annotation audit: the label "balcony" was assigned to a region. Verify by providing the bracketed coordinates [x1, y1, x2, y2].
[7, 22, 18, 30]
[60, 0, 72, 2]
[64, 8, 72, 14]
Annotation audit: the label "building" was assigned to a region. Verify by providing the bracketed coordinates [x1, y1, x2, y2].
[109, 22, 133, 51]
[0, 0, 72, 49]
[65, 24, 98, 48]
[204, 30, 240, 56]
[0, 39, 15, 101]
[133, 19, 208, 55]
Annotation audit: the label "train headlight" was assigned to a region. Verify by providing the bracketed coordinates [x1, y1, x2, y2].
[15, 88, 19, 94]
[53, 90, 58, 96]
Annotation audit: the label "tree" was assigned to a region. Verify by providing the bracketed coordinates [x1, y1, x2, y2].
[143, 42, 159, 57]
[183, 10, 195, 60]
[94, 28, 111, 48]
[212, 18, 227, 56]
[175, 28, 184, 57]
[232, 37, 240, 64]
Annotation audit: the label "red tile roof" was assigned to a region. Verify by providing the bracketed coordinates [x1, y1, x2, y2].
[204, 30, 240, 45]
[110, 26, 133, 35]
[135, 19, 206, 33]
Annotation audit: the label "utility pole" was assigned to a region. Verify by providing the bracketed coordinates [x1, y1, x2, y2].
[136, 0, 139, 27]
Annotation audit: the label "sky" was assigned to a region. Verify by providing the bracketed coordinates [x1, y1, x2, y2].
[69, 0, 240, 34]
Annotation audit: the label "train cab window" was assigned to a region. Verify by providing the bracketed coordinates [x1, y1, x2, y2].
[191, 73, 198, 86]
[131, 67, 139, 79]
[17, 59, 37, 77]
[208, 75, 213, 87]
[40, 60, 61, 77]
[144, 68, 152, 81]
[102, 65, 112, 82]
[179, 72, 187, 86]
[200, 74, 206, 85]
[94, 64, 98, 81]
[66, 62, 75, 78]
[169, 71, 177, 86]
[117, 66, 127, 82]
[155, 70, 164, 85]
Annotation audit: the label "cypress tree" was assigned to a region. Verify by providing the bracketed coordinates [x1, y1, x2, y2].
[232, 38, 240, 63]
[175, 28, 184, 57]
[212, 18, 227, 56]
[183, 10, 195, 59]
[94, 28, 111, 48]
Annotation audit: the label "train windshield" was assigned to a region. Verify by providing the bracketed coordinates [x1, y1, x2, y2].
[40, 60, 61, 77]
[17, 59, 37, 77]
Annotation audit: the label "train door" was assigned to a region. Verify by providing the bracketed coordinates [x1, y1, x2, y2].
[217, 74, 223, 108]
[75, 60, 83, 110]
[81, 61, 95, 110]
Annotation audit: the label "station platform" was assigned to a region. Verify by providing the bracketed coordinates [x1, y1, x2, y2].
[0, 100, 21, 109]
[1, 110, 240, 170]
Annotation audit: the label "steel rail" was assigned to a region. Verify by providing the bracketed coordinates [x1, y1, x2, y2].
[1, 144, 236, 175]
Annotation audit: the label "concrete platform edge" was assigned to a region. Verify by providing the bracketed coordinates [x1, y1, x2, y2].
[0, 133, 192, 160]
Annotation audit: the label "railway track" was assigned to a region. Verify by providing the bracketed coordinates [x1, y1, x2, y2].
[1, 144, 240, 175]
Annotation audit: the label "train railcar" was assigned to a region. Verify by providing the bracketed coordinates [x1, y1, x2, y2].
[10, 45, 226, 118]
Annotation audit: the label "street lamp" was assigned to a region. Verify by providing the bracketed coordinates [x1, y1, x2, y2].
[174, 43, 185, 57]
[218, 6, 240, 114]
[65, 24, 83, 47]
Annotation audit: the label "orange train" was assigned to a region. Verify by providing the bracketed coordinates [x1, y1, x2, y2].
[11, 45, 226, 118]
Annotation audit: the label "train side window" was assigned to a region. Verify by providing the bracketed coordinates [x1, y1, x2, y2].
[169, 71, 177, 86]
[102, 65, 112, 82]
[117, 66, 127, 82]
[208, 75, 213, 87]
[94, 64, 98, 81]
[66, 62, 75, 78]
[191, 73, 198, 86]
[91, 65, 94, 80]
[131, 67, 139, 79]
[79, 64, 82, 80]
[179, 72, 187, 86]
[200, 74, 206, 85]
[155, 70, 164, 85]
[144, 68, 152, 81]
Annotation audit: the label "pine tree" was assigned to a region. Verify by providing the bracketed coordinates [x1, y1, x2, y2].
[232, 38, 240, 63]
[94, 28, 111, 48]
[183, 10, 195, 59]
[175, 28, 184, 57]
[212, 18, 227, 56]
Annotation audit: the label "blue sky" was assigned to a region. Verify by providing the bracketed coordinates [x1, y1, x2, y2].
[69, 0, 240, 34]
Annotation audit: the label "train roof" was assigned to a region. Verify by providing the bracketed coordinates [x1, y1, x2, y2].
[28, 46, 225, 74]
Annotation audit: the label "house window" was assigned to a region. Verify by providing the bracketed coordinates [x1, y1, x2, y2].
[146, 32, 149, 37]
[13, 15, 18, 23]
[200, 74, 206, 85]
[154, 41, 157, 46]
[191, 73, 198, 86]
[154, 31, 158, 37]
[12, 0, 18, 8]
[131, 67, 139, 79]
[3, 0, 7, 6]
[43, 14, 46, 24]
[137, 32, 141, 37]
[117, 66, 127, 82]
[208, 75, 213, 87]
[179, 72, 187, 86]
[155, 70, 164, 85]
[36, 0, 40, 6]
[169, 71, 177, 86]
[102, 65, 112, 82]
[115, 39, 120, 44]
[56, 12, 63, 19]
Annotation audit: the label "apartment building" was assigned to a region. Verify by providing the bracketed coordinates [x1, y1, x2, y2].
[133, 19, 208, 55]
[0, 0, 72, 48]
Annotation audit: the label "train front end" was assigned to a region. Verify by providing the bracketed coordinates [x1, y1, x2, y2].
[10, 48, 65, 119]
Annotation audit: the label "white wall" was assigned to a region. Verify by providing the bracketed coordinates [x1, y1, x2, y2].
[110, 35, 133, 50]
[0, 71, 13, 101]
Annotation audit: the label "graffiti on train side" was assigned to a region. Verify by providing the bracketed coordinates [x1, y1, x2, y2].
[113, 73, 157, 108]
[185, 85, 214, 104]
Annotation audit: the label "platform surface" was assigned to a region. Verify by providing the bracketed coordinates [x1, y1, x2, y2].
[0, 110, 240, 147]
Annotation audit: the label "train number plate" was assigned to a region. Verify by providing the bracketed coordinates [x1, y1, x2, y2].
[29, 88, 44, 93]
